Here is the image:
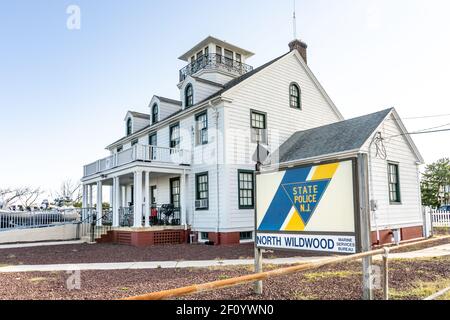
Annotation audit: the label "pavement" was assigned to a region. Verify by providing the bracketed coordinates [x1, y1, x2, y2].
[0, 240, 84, 250]
[0, 243, 449, 274]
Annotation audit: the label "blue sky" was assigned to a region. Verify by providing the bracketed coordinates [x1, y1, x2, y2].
[1, 0, 450, 198]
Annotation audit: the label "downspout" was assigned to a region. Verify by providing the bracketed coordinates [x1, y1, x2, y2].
[210, 101, 220, 243]
[368, 132, 380, 244]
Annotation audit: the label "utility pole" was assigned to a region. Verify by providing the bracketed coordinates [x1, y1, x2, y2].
[358, 153, 374, 300]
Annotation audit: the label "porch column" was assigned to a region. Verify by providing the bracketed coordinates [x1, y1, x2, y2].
[133, 170, 143, 228]
[121, 186, 126, 207]
[112, 177, 120, 227]
[82, 184, 88, 219]
[96, 180, 103, 226]
[144, 171, 150, 227]
[180, 173, 187, 228]
[88, 185, 93, 208]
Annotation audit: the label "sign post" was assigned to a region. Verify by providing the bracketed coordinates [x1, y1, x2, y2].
[253, 141, 264, 295]
[357, 153, 374, 300]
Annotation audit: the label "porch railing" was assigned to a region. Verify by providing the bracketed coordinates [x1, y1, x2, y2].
[118, 205, 181, 227]
[83, 144, 191, 177]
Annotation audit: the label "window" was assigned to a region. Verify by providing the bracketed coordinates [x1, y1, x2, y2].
[204, 46, 209, 56]
[238, 170, 255, 209]
[196, 50, 203, 60]
[131, 139, 138, 146]
[216, 45, 222, 63]
[170, 177, 180, 209]
[236, 53, 242, 63]
[196, 172, 209, 209]
[170, 123, 180, 149]
[117, 146, 123, 153]
[240, 231, 253, 240]
[195, 112, 208, 145]
[190, 55, 195, 63]
[151, 104, 159, 124]
[290, 83, 301, 109]
[200, 232, 209, 240]
[250, 110, 267, 144]
[126, 118, 132, 136]
[224, 49, 233, 67]
[388, 163, 401, 203]
[149, 133, 157, 160]
[185, 84, 194, 108]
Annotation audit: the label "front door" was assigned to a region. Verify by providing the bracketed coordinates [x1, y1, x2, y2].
[170, 177, 180, 209]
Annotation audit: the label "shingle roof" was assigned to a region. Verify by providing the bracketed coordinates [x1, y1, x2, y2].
[128, 111, 150, 119]
[107, 52, 289, 149]
[155, 96, 182, 106]
[276, 108, 393, 164]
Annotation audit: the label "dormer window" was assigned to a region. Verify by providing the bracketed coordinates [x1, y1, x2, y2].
[185, 84, 194, 108]
[152, 103, 159, 124]
[126, 118, 132, 136]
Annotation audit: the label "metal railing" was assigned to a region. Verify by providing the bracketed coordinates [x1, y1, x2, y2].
[179, 53, 253, 82]
[77, 208, 113, 242]
[83, 144, 191, 177]
[119, 205, 181, 227]
[0, 209, 80, 231]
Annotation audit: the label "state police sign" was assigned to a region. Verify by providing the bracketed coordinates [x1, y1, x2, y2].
[256, 159, 360, 254]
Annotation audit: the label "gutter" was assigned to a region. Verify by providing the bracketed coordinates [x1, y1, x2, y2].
[261, 149, 361, 172]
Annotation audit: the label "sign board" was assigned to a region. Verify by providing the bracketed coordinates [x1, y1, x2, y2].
[256, 159, 360, 254]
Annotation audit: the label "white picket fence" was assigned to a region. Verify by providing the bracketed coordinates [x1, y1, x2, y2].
[430, 209, 450, 227]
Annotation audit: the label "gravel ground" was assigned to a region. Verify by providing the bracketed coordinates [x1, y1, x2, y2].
[0, 243, 323, 266]
[0, 257, 448, 300]
[1, 237, 449, 267]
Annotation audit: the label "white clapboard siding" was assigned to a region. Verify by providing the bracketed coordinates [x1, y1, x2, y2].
[362, 113, 423, 230]
[220, 52, 343, 231]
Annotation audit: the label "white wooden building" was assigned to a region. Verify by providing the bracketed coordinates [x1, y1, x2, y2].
[81, 36, 424, 246]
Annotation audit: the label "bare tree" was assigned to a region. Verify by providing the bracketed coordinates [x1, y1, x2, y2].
[0, 188, 29, 209]
[53, 179, 81, 207]
[18, 188, 44, 208]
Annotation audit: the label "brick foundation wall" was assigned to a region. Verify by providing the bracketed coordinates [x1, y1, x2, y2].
[371, 226, 423, 246]
[101, 229, 190, 247]
[206, 232, 240, 245]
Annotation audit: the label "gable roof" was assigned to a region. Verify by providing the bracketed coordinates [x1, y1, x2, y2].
[197, 52, 290, 104]
[192, 76, 224, 88]
[127, 111, 150, 120]
[107, 50, 341, 150]
[154, 96, 182, 106]
[275, 108, 393, 164]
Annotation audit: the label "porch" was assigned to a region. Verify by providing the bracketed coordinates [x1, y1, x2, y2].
[81, 160, 191, 246]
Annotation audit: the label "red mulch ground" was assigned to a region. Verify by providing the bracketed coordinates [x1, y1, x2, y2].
[0, 257, 448, 300]
[0, 243, 322, 266]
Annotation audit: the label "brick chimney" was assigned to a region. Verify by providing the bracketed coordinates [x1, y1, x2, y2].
[289, 39, 308, 64]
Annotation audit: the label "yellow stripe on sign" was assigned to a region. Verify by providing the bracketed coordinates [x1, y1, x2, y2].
[284, 210, 305, 231]
[312, 163, 339, 180]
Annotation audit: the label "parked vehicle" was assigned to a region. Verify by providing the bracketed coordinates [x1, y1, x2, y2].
[438, 205, 450, 211]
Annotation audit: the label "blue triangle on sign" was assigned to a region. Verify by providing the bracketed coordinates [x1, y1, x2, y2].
[281, 179, 331, 225]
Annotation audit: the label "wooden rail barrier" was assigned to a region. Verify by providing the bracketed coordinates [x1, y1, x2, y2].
[123, 236, 450, 300]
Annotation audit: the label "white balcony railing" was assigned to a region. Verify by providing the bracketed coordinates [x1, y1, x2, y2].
[83, 145, 191, 177]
